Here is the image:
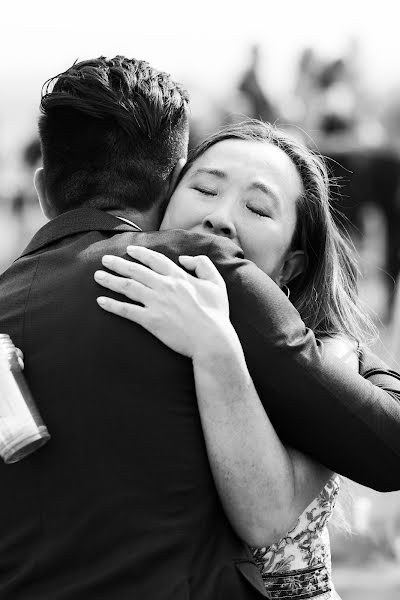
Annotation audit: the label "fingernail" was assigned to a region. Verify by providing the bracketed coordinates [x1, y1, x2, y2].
[102, 255, 113, 265]
[97, 297, 108, 306]
[127, 245, 139, 252]
[94, 270, 106, 280]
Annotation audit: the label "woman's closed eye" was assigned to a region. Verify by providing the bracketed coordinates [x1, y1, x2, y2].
[246, 201, 271, 218]
[192, 185, 218, 196]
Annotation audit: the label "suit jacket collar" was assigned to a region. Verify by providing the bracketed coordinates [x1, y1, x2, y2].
[20, 208, 139, 258]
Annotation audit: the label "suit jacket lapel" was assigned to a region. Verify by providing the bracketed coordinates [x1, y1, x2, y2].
[20, 208, 138, 258]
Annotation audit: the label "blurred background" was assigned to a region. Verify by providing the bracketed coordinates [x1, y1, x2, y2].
[1, 1, 400, 597]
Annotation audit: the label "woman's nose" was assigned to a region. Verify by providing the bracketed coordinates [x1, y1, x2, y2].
[202, 211, 237, 239]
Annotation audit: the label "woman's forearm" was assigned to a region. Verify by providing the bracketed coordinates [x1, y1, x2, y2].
[192, 330, 332, 547]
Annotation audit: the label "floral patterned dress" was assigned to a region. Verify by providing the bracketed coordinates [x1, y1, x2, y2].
[252, 475, 341, 599]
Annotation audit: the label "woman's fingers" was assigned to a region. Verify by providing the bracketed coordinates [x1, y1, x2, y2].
[94, 271, 151, 304]
[126, 246, 184, 277]
[179, 255, 226, 287]
[102, 255, 161, 288]
[97, 296, 147, 326]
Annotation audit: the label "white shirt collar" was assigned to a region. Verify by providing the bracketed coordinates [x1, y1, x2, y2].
[115, 215, 142, 231]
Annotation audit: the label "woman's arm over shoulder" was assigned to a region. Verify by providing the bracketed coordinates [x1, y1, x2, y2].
[193, 336, 333, 548]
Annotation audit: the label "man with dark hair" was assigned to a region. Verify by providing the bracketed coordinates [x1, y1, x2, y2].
[37, 56, 189, 219]
[0, 55, 270, 600]
[0, 55, 400, 600]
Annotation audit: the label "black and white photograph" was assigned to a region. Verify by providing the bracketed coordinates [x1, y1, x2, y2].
[1, 2, 400, 598]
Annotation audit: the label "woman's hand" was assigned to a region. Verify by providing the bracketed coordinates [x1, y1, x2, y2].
[94, 245, 238, 359]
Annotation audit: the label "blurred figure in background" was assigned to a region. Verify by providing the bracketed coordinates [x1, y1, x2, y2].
[11, 137, 42, 223]
[301, 40, 400, 320]
[11, 137, 41, 214]
[381, 88, 400, 349]
[1, 137, 45, 271]
[186, 83, 231, 151]
[290, 47, 321, 133]
[237, 44, 278, 124]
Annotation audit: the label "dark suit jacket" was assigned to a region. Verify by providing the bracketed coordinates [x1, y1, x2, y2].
[0, 208, 399, 599]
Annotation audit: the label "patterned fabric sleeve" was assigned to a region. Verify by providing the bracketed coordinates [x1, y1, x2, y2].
[252, 475, 341, 599]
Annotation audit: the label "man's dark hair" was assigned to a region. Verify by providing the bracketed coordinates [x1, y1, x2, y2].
[39, 56, 189, 213]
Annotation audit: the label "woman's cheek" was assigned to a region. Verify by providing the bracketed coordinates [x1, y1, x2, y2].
[177, 195, 206, 229]
[161, 196, 185, 229]
[241, 230, 282, 278]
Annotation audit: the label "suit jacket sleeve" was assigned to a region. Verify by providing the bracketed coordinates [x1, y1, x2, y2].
[148, 230, 400, 491]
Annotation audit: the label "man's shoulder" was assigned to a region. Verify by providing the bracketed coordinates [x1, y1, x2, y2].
[71, 229, 219, 265]
[135, 230, 244, 264]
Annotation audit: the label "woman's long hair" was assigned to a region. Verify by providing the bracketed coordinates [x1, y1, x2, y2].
[180, 119, 376, 344]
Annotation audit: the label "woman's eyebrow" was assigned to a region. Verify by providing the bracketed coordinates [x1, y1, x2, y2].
[190, 168, 226, 179]
[249, 182, 281, 210]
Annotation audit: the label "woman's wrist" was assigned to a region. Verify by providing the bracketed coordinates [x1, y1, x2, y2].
[192, 324, 248, 375]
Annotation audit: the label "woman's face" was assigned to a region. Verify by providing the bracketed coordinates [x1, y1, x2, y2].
[160, 139, 304, 283]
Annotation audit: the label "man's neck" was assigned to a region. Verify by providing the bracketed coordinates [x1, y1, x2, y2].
[107, 208, 161, 232]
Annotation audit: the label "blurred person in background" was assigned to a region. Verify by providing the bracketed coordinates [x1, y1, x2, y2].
[289, 47, 321, 133]
[237, 44, 278, 124]
[185, 83, 231, 151]
[96, 120, 400, 600]
[380, 88, 400, 346]
[1, 56, 400, 600]
[301, 40, 400, 319]
[11, 137, 42, 225]
[6, 137, 43, 259]
[12, 138, 42, 214]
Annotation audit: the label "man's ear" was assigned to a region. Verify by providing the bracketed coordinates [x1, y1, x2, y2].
[34, 167, 56, 220]
[166, 158, 186, 199]
[279, 250, 305, 287]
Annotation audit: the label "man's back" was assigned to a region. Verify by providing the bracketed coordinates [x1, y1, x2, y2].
[0, 211, 264, 599]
